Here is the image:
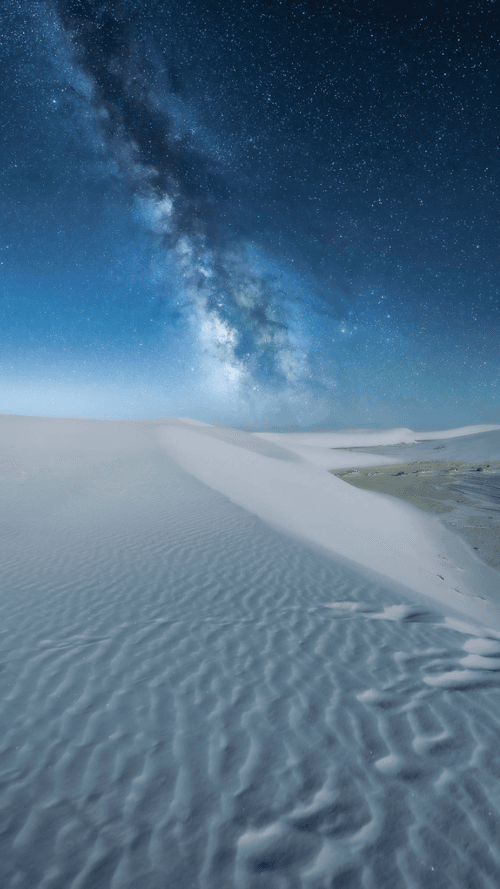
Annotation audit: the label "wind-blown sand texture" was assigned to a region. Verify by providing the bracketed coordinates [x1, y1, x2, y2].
[2, 415, 500, 888]
[331, 461, 500, 572]
[331, 461, 500, 515]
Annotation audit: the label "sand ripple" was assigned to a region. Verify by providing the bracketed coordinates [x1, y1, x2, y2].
[2, 444, 500, 886]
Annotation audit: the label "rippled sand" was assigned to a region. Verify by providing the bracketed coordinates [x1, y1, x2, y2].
[2, 417, 500, 887]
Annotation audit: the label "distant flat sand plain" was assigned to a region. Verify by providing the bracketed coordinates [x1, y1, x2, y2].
[331, 460, 500, 572]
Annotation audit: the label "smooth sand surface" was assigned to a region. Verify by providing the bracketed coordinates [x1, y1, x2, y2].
[332, 427, 500, 464]
[253, 424, 500, 470]
[157, 421, 500, 629]
[3, 414, 500, 887]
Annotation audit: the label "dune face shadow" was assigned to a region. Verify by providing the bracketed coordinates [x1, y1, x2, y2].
[2, 417, 500, 887]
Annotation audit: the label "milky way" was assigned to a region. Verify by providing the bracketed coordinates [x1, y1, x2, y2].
[48, 0, 332, 424]
[1, 0, 498, 426]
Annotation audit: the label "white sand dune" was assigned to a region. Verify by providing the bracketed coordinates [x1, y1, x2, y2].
[157, 420, 500, 627]
[252, 423, 500, 468]
[2, 414, 500, 887]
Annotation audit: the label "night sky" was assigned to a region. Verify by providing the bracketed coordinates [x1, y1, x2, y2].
[1, 0, 499, 430]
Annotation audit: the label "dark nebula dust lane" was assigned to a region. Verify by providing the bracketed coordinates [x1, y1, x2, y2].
[46, 0, 328, 420]
[52, 0, 236, 242]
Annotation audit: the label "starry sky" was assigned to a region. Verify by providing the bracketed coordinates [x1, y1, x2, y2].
[1, 0, 499, 430]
